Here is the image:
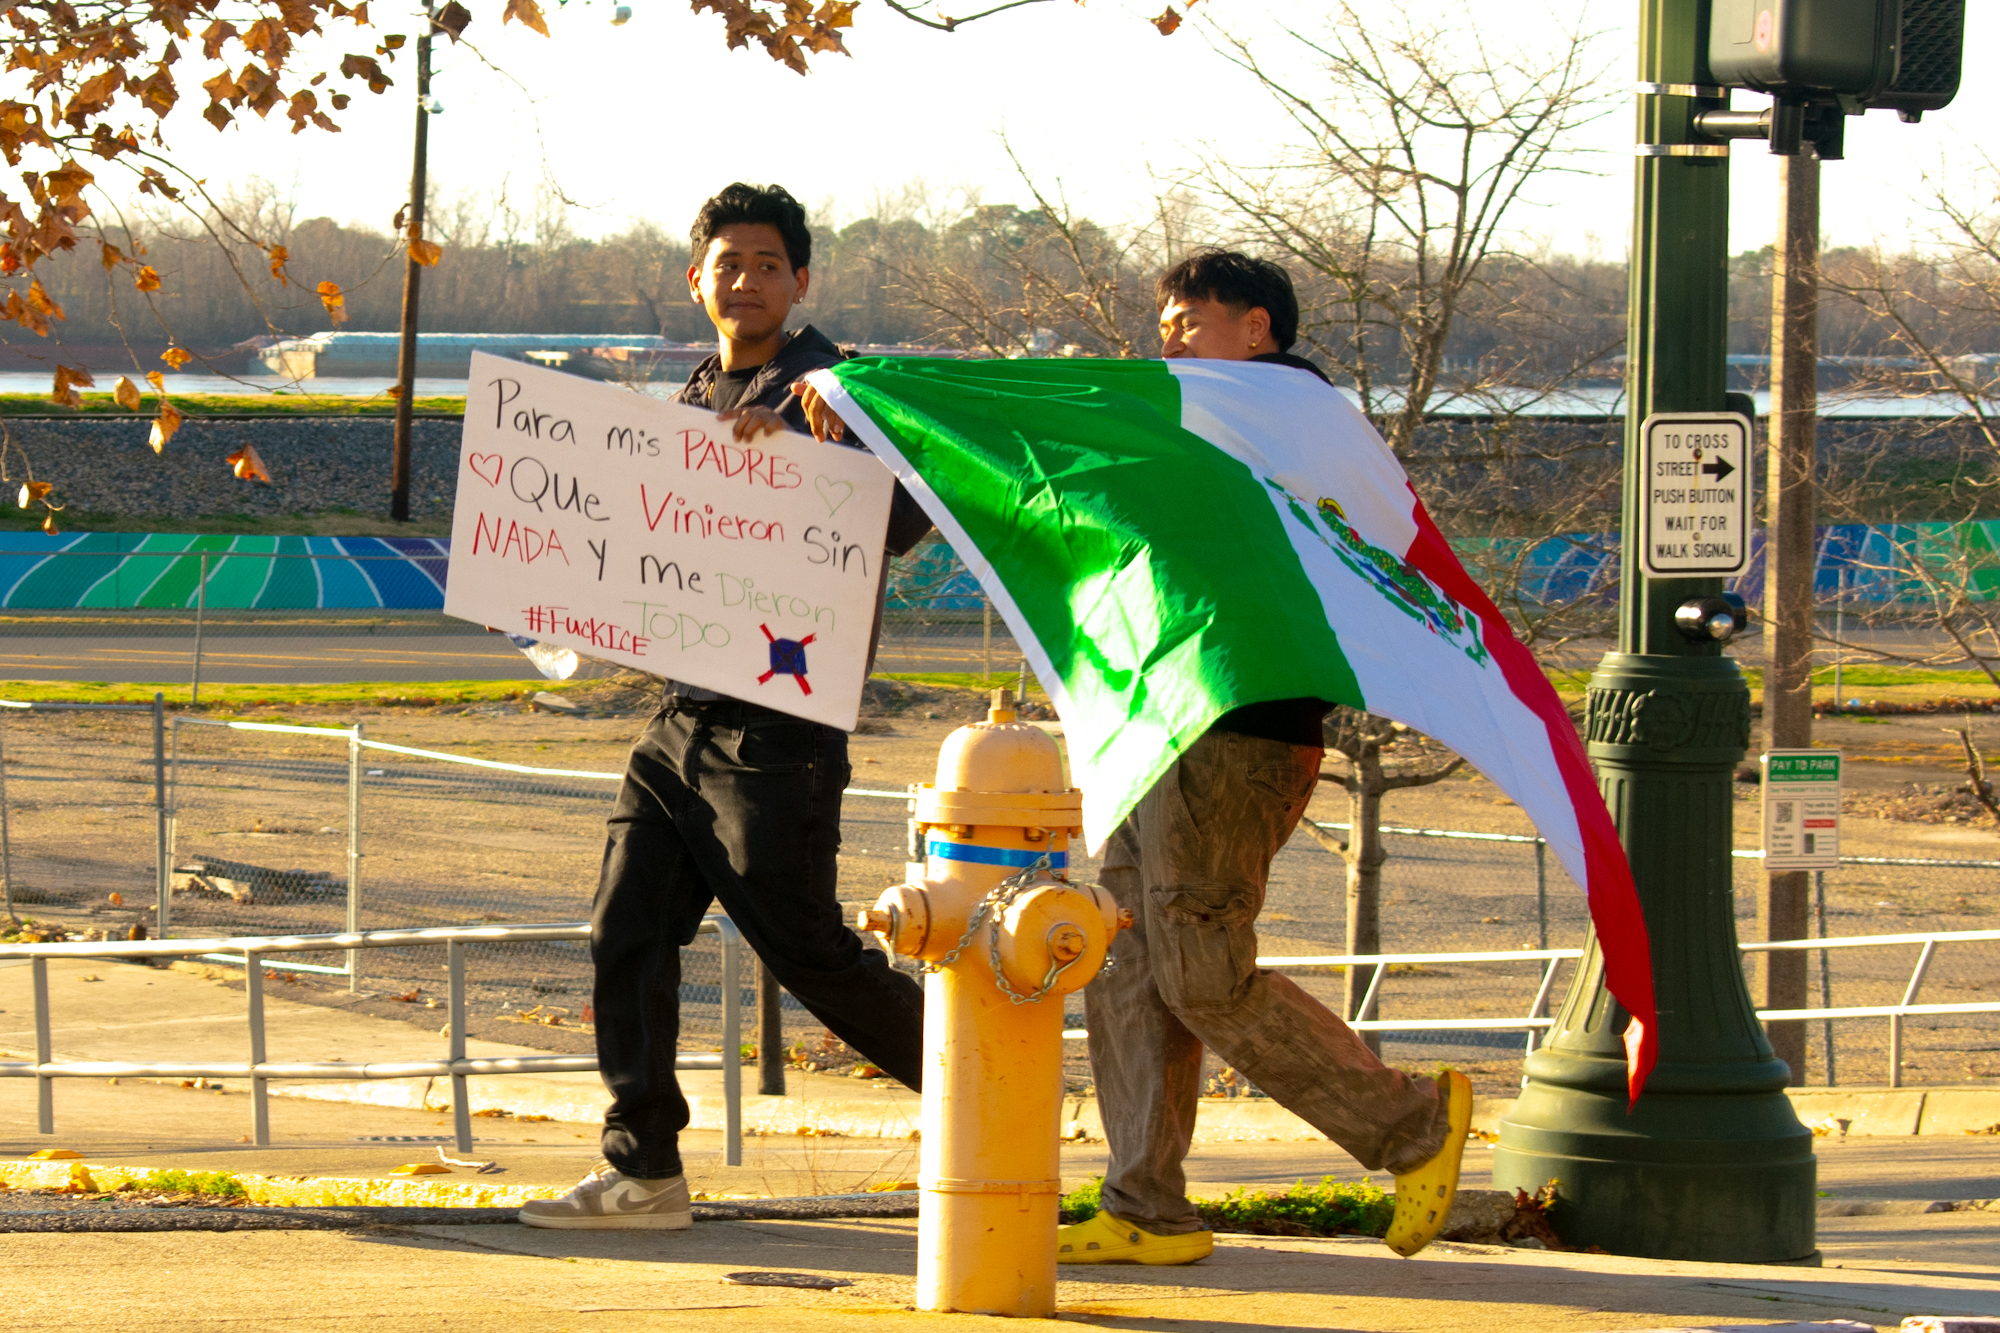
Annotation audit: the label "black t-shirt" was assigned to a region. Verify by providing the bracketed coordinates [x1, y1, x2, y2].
[707, 365, 762, 414]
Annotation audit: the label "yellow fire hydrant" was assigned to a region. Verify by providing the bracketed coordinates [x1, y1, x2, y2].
[858, 689, 1127, 1317]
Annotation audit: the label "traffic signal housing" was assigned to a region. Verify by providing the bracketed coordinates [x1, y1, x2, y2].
[1707, 0, 1899, 100]
[1697, 0, 1964, 156]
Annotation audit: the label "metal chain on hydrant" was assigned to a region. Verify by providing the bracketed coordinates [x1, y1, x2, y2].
[922, 854, 1112, 1003]
[984, 867, 1082, 1007]
[923, 856, 1049, 975]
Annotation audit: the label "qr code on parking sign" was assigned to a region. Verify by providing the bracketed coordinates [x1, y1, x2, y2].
[1774, 801, 1795, 823]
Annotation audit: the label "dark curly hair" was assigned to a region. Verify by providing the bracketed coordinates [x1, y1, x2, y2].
[690, 182, 813, 272]
[1156, 248, 1300, 352]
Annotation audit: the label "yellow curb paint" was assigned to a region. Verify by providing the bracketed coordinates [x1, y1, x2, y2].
[0, 1160, 566, 1209]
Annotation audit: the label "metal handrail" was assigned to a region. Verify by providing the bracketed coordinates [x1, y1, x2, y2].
[1741, 928, 2000, 951]
[0, 917, 743, 1162]
[1055, 931, 2000, 1091]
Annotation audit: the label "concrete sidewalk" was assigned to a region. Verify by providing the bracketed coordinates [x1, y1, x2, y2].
[4, 1209, 1998, 1331]
[5, 958, 2000, 1332]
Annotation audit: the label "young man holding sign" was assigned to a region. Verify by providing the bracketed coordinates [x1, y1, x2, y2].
[521, 183, 931, 1230]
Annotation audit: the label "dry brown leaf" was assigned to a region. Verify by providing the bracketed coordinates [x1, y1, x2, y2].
[112, 375, 142, 411]
[150, 402, 183, 454]
[267, 244, 290, 284]
[49, 364, 92, 408]
[1150, 6, 1180, 34]
[227, 442, 271, 482]
[502, 0, 550, 36]
[135, 265, 161, 292]
[41, 512, 57, 536]
[317, 279, 347, 324]
[408, 235, 441, 267]
[16, 481, 51, 508]
[434, 1, 473, 40]
[26, 279, 64, 321]
[385, 383, 403, 398]
[161, 347, 194, 370]
[146, 371, 167, 395]
[338, 54, 394, 94]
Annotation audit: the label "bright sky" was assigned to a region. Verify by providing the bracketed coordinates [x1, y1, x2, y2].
[146, 0, 1997, 259]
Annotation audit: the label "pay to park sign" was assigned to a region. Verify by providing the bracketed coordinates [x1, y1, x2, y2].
[1763, 749, 1842, 871]
[443, 353, 895, 730]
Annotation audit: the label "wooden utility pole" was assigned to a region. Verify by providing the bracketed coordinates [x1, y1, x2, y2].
[1761, 146, 1820, 1085]
[389, 2, 434, 522]
[757, 960, 786, 1096]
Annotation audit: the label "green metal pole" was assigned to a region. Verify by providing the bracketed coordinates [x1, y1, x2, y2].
[1491, 0, 1816, 1262]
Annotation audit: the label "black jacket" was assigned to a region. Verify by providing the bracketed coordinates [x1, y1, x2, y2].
[676, 326, 933, 557]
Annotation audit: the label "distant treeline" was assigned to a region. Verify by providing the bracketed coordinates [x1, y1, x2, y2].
[17, 181, 1998, 384]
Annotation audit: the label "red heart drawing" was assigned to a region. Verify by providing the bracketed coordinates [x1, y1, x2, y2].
[468, 453, 503, 487]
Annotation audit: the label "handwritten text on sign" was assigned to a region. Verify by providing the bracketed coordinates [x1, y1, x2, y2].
[444, 353, 894, 729]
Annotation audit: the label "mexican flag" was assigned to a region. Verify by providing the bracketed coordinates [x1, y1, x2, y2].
[807, 356, 1657, 1099]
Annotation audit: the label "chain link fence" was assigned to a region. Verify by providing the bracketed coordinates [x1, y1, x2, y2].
[0, 695, 1992, 1087]
[0, 701, 164, 923]
[1248, 825, 1998, 1088]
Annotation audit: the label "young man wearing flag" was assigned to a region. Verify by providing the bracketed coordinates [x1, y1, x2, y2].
[792, 250, 1474, 1265]
[1056, 252, 1471, 1265]
[520, 183, 931, 1231]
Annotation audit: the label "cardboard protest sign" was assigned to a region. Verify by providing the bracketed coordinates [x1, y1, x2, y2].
[444, 353, 894, 730]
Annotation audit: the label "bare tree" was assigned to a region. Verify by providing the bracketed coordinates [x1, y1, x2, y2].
[864, 150, 1162, 359]
[1191, 1, 1621, 452]
[1303, 709, 1462, 1052]
[1797, 151, 2000, 690]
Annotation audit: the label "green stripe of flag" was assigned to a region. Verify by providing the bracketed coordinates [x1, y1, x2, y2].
[827, 357, 1364, 824]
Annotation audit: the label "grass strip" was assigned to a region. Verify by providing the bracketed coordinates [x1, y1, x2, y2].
[0, 679, 564, 709]
[128, 1169, 249, 1198]
[876, 671, 1049, 699]
[1541, 661, 1999, 701]
[1059, 1174, 1394, 1238]
[0, 392, 465, 417]
[0, 511, 454, 536]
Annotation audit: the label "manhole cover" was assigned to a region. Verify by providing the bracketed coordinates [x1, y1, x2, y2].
[722, 1272, 853, 1290]
[353, 1136, 484, 1143]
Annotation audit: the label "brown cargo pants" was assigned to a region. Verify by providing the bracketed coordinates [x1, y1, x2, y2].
[1083, 727, 1451, 1234]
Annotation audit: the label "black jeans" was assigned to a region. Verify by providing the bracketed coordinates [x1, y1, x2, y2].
[591, 698, 925, 1178]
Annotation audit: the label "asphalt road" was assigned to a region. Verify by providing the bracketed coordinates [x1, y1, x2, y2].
[0, 633, 541, 684]
[0, 632, 1020, 685]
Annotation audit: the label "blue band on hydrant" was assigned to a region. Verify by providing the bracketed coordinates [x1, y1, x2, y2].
[927, 839, 1067, 869]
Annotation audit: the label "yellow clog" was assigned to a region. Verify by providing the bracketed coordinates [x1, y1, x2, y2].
[1056, 1210, 1215, 1265]
[1384, 1068, 1473, 1258]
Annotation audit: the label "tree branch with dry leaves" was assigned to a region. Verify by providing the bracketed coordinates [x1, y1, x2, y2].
[0, 0, 561, 525]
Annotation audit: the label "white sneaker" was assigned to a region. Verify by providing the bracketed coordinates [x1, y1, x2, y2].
[517, 1162, 693, 1230]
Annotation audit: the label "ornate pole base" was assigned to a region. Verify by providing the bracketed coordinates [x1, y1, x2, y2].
[1492, 653, 1816, 1262]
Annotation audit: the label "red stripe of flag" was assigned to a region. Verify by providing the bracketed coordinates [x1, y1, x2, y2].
[1401, 489, 1658, 1105]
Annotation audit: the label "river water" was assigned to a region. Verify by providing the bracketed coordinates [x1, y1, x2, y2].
[0, 371, 1983, 417]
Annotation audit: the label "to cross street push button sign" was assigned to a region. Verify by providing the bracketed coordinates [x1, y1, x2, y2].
[1640, 412, 1752, 579]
